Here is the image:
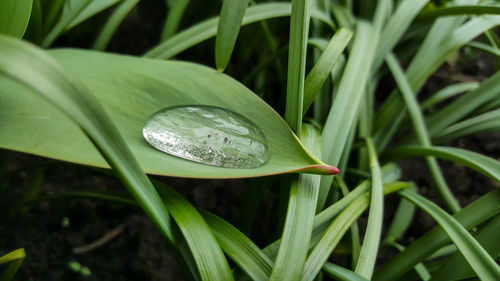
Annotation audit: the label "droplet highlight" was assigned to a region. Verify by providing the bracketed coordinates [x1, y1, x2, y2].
[143, 105, 270, 168]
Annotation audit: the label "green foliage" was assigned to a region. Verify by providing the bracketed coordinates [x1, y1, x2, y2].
[1, 0, 500, 280]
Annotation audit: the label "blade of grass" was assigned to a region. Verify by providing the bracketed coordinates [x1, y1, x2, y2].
[215, 0, 250, 71]
[41, 0, 91, 48]
[156, 183, 234, 281]
[426, 71, 500, 136]
[43, 0, 65, 35]
[0, 248, 26, 281]
[318, 21, 376, 210]
[161, 0, 190, 40]
[383, 145, 500, 181]
[336, 177, 361, 268]
[303, 28, 352, 114]
[144, 2, 333, 59]
[354, 138, 383, 279]
[92, 0, 140, 51]
[200, 210, 273, 281]
[0, 0, 33, 39]
[373, 189, 500, 281]
[417, 5, 500, 21]
[430, 215, 500, 281]
[468, 41, 500, 57]
[420, 82, 479, 110]
[323, 262, 369, 281]
[386, 53, 459, 212]
[433, 109, 500, 143]
[23, 0, 43, 44]
[398, 189, 500, 281]
[0, 35, 174, 246]
[283, 0, 313, 135]
[270, 124, 321, 281]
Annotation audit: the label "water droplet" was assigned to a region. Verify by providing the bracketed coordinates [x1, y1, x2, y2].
[143, 105, 270, 168]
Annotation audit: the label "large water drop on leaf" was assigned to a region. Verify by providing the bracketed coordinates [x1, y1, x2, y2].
[143, 105, 270, 168]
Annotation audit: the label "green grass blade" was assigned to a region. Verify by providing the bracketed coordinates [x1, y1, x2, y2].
[373, 189, 500, 281]
[156, 184, 234, 281]
[283, 0, 313, 135]
[66, 0, 120, 30]
[323, 262, 369, 281]
[271, 124, 321, 281]
[303, 28, 352, 114]
[383, 145, 500, 181]
[398, 189, 500, 281]
[420, 82, 479, 110]
[386, 52, 459, 212]
[430, 215, 500, 281]
[354, 138, 384, 279]
[0, 35, 174, 244]
[0, 0, 32, 39]
[433, 109, 500, 143]
[41, 0, 91, 47]
[0, 49, 339, 178]
[42, 0, 65, 35]
[0, 248, 25, 281]
[92, 0, 140, 51]
[161, 0, 190, 40]
[468, 41, 500, 57]
[372, 0, 429, 71]
[23, 0, 43, 44]
[426, 71, 500, 136]
[144, 2, 333, 59]
[417, 5, 500, 21]
[319, 21, 376, 210]
[200, 210, 273, 281]
[215, 0, 250, 71]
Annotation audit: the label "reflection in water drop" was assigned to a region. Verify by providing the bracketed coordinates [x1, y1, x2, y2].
[143, 105, 270, 168]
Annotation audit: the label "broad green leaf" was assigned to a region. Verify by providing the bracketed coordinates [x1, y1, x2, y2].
[318, 21, 376, 210]
[201, 210, 273, 281]
[373, 189, 500, 281]
[283, 0, 313, 135]
[355, 138, 383, 279]
[271, 124, 321, 281]
[0, 48, 337, 178]
[92, 0, 140, 51]
[0, 34, 174, 263]
[383, 145, 500, 181]
[215, 0, 250, 71]
[144, 2, 333, 59]
[303, 28, 352, 114]
[323, 262, 369, 281]
[156, 183, 234, 281]
[0, 248, 25, 281]
[0, 0, 33, 39]
[161, 0, 190, 40]
[399, 189, 500, 281]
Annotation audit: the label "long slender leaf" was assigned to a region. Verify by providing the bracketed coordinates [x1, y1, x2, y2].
[468, 41, 500, 57]
[271, 124, 321, 281]
[383, 145, 500, 181]
[66, 0, 120, 30]
[374, 189, 500, 281]
[0, 48, 339, 178]
[92, 0, 140, 51]
[0, 248, 25, 281]
[201, 210, 273, 281]
[0, 35, 174, 246]
[386, 52, 459, 212]
[433, 109, 500, 143]
[318, 21, 376, 210]
[303, 28, 352, 114]
[215, 0, 250, 71]
[156, 183, 234, 281]
[355, 138, 383, 279]
[323, 262, 369, 281]
[144, 3, 333, 59]
[399, 189, 500, 281]
[420, 82, 479, 110]
[417, 5, 500, 21]
[161, 0, 190, 40]
[0, 0, 33, 39]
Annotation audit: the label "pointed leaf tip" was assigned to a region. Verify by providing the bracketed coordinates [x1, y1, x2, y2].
[299, 165, 340, 175]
